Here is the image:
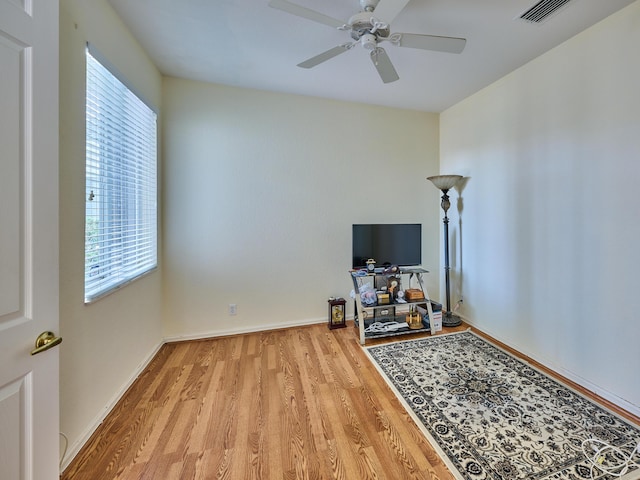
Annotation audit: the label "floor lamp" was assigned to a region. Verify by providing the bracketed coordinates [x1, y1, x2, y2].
[427, 175, 463, 327]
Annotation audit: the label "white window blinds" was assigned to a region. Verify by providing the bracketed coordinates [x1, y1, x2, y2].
[85, 48, 158, 303]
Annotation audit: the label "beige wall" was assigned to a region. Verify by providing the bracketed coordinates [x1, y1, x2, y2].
[440, 1, 640, 415]
[161, 78, 442, 339]
[59, 0, 164, 466]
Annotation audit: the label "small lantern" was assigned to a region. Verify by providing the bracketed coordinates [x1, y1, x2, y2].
[328, 297, 346, 329]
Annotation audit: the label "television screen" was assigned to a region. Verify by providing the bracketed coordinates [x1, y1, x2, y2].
[352, 224, 422, 269]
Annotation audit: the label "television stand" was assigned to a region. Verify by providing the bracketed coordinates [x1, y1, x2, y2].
[349, 267, 441, 345]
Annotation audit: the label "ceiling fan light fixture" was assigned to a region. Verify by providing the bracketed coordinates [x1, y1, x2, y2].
[361, 33, 377, 51]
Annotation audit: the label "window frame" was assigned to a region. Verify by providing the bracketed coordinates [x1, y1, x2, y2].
[84, 45, 158, 304]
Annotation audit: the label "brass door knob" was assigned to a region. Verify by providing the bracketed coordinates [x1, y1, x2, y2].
[31, 331, 62, 355]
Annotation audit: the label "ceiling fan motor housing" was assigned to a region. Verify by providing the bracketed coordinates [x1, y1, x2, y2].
[348, 11, 390, 41]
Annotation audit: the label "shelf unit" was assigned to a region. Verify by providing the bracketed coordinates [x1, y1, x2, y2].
[349, 267, 440, 345]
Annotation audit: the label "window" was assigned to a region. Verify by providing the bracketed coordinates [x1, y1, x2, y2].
[85, 48, 158, 303]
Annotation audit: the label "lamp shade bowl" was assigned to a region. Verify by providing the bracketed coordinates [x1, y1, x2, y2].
[427, 175, 462, 191]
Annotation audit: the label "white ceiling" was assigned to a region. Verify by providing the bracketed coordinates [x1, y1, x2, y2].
[107, 0, 634, 112]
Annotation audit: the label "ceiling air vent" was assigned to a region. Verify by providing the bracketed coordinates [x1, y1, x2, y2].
[519, 0, 573, 23]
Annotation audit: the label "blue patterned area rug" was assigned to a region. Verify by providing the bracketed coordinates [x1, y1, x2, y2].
[365, 331, 640, 480]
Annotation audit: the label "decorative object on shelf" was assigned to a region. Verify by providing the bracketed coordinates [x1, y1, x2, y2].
[382, 264, 399, 275]
[386, 275, 400, 300]
[404, 288, 425, 301]
[328, 297, 346, 329]
[375, 306, 395, 322]
[365, 258, 376, 272]
[376, 292, 390, 305]
[357, 283, 378, 306]
[427, 174, 463, 327]
[406, 305, 422, 329]
[416, 301, 443, 332]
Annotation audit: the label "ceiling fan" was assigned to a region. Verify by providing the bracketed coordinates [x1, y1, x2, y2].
[269, 0, 466, 83]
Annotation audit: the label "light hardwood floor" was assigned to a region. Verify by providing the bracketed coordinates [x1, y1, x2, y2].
[61, 322, 639, 480]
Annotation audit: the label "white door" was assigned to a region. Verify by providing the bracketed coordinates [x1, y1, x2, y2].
[0, 0, 60, 479]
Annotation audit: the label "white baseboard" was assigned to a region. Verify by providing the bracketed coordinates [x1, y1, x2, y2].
[162, 317, 325, 343]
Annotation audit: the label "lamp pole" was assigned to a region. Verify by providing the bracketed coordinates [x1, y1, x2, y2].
[440, 188, 455, 324]
[427, 175, 462, 327]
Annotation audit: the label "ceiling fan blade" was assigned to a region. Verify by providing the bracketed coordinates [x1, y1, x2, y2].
[394, 33, 466, 54]
[372, 0, 410, 24]
[297, 44, 354, 69]
[268, 0, 345, 29]
[370, 47, 399, 83]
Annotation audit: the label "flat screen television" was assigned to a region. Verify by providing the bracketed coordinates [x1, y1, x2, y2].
[352, 224, 422, 269]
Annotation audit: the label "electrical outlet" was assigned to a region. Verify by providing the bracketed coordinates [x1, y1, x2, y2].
[228, 304, 237, 315]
